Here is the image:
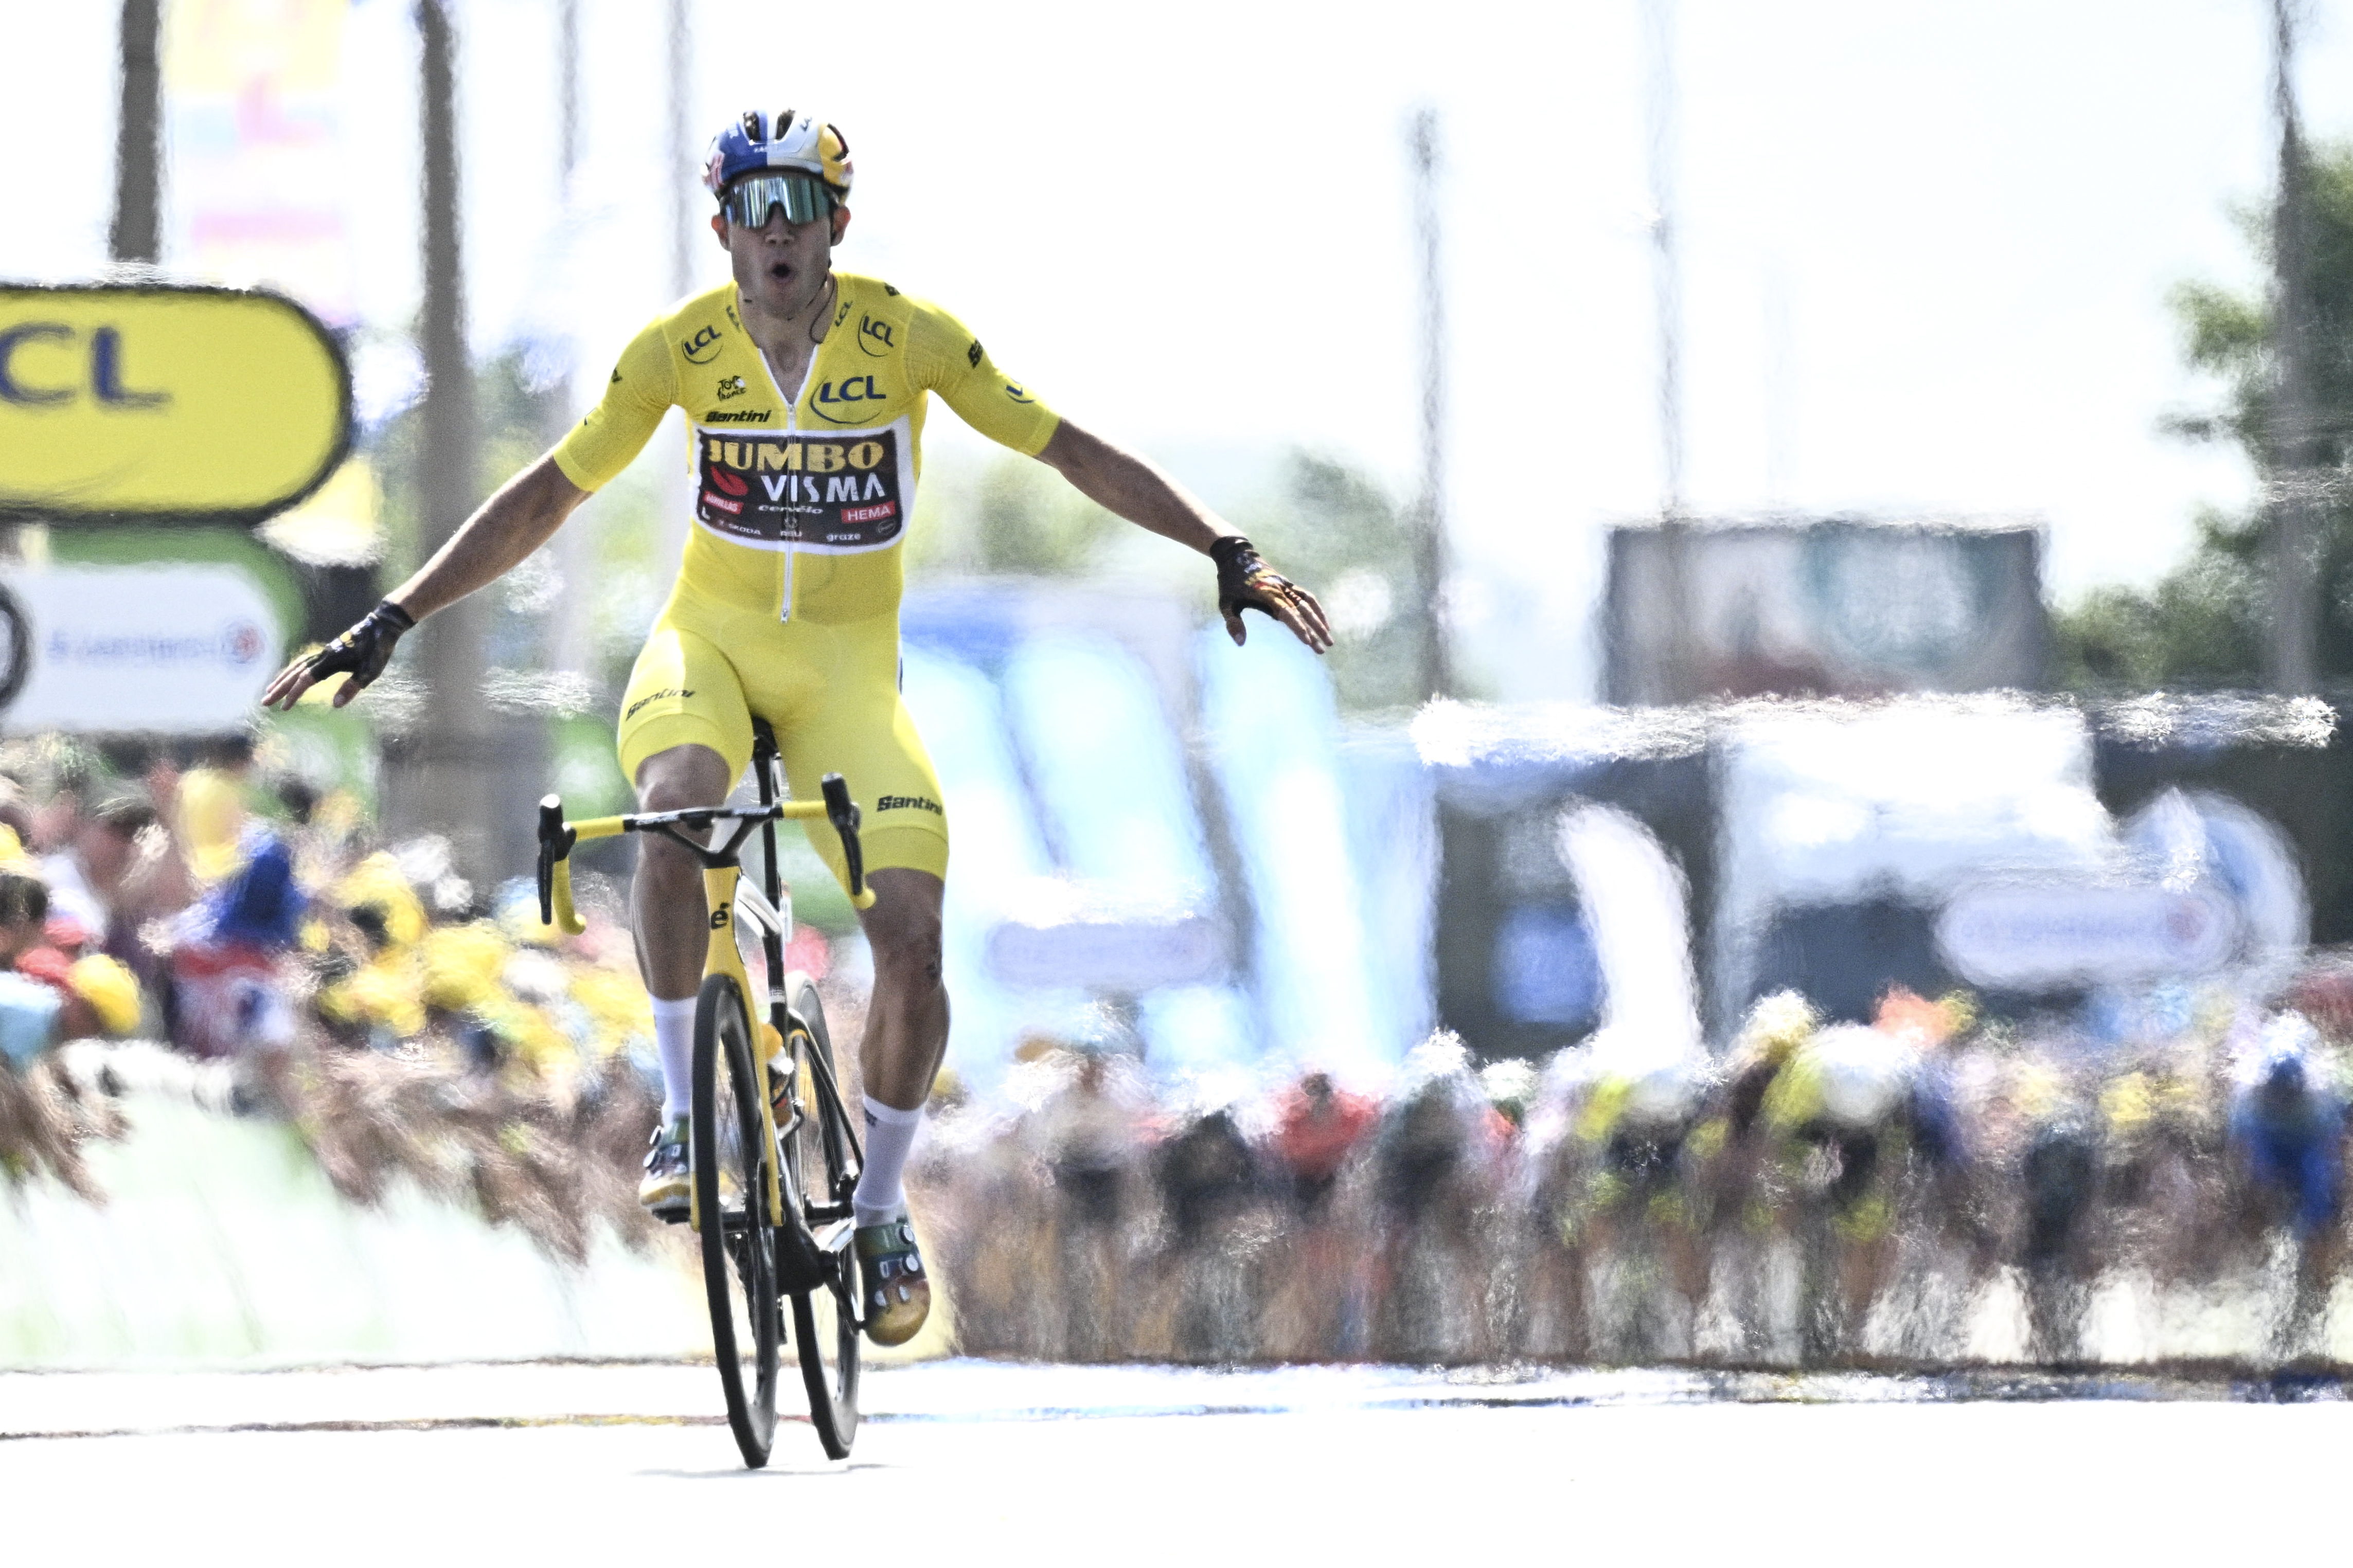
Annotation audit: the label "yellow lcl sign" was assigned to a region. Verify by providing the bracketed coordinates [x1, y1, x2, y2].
[0, 284, 350, 522]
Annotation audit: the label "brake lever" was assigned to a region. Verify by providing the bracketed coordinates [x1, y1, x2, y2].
[819, 772, 865, 900]
[536, 795, 575, 926]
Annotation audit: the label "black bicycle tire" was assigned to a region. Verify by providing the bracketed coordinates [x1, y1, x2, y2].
[784, 970, 861, 1457]
[693, 971, 781, 1468]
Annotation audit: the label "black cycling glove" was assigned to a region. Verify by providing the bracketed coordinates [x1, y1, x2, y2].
[298, 599, 415, 699]
[1210, 535, 1316, 639]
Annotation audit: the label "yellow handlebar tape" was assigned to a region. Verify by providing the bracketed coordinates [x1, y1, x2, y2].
[546, 857, 587, 935]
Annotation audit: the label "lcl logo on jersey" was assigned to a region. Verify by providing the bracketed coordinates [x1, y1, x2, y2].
[808, 375, 888, 422]
[681, 324, 724, 364]
[857, 315, 896, 357]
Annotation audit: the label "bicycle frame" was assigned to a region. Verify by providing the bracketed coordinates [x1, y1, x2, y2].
[536, 763, 875, 1236]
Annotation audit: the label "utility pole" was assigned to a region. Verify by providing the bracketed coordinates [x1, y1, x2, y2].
[655, 0, 696, 577]
[1407, 106, 1456, 702]
[667, 0, 693, 300]
[1762, 257, 1796, 510]
[1644, 0, 1696, 702]
[559, 0, 581, 195]
[110, 0, 163, 265]
[1644, 0, 1686, 516]
[2267, 0, 2322, 695]
[386, 0, 502, 886]
[549, 0, 595, 678]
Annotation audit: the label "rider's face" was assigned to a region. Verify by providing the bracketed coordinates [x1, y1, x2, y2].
[712, 193, 851, 320]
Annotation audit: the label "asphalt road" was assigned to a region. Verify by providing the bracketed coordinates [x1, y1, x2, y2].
[4, 1362, 2344, 1562]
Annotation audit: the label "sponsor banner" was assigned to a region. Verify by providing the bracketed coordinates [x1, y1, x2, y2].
[0, 284, 350, 523]
[986, 911, 1228, 993]
[1604, 521, 2046, 701]
[2, 564, 283, 733]
[1936, 882, 2238, 990]
[692, 417, 914, 553]
[166, 0, 356, 323]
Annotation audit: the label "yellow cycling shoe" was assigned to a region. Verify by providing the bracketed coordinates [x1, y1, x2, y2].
[854, 1218, 931, 1346]
[640, 1116, 691, 1220]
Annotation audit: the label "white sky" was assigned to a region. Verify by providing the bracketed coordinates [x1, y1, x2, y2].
[5, 0, 2348, 699]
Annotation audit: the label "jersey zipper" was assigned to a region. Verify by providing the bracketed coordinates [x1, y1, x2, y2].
[755, 337, 819, 624]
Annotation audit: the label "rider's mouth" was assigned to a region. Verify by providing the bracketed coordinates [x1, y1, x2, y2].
[768, 262, 793, 282]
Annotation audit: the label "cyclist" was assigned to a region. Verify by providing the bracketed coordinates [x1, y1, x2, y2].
[262, 109, 1329, 1346]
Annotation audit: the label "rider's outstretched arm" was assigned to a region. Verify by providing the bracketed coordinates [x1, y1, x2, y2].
[383, 455, 590, 621]
[1035, 418, 1332, 653]
[260, 454, 590, 710]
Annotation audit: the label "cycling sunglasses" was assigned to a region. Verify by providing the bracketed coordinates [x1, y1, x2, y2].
[721, 171, 834, 229]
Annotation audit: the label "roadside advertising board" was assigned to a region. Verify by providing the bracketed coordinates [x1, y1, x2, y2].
[0, 284, 349, 524]
[1, 563, 284, 733]
[987, 911, 1228, 993]
[1604, 520, 2048, 703]
[1936, 882, 2238, 989]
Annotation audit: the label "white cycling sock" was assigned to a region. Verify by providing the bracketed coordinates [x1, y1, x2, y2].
[852, 1095, 924, 1229]
[651, 997, 698, 1123]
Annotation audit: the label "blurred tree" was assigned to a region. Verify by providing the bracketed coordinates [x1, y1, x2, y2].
[903, 454, 1117, 577]
[2056, 143, 2353, 691]
[1246, 453, 1440, 715]
[904, 447, 1439, 714]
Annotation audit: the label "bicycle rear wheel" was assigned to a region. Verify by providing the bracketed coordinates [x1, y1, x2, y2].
[693, 971, 781, 1468]
[780, 970, 861, 1457]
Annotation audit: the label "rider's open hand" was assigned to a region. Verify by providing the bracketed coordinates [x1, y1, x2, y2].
[1211, 536, 1332, 654]
[260, 599, 415, 711]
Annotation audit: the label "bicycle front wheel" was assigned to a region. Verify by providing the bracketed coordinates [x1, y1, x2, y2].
[693, 971, 781, 1468]
[781, 970, 861, 1458]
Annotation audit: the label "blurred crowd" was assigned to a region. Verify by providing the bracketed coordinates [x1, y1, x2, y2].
[9, 728, 2353, 1369]
[0, 730, 689, 1259]
[918, 979, 2353, 1369]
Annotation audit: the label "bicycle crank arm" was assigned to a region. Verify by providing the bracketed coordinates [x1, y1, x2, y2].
[773, 1221, 833, 1295]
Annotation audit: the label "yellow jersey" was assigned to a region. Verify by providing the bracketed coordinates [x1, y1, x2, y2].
[552, 274, 1060, 626]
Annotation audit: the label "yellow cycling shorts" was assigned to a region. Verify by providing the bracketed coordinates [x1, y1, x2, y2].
[616, 588, 949, 890]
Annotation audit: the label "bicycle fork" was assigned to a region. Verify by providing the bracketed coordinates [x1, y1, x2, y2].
[696, 861, 790, 1235]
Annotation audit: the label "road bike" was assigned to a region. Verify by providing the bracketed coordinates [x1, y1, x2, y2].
[536, 722, 869, 1467]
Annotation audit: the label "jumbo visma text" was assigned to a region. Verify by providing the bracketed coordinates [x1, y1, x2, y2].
[704, 437, 891, 474]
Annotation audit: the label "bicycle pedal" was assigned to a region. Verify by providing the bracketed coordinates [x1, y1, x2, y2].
[811, 1218, 855, 1254]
